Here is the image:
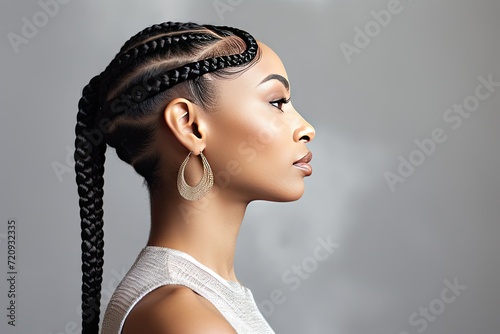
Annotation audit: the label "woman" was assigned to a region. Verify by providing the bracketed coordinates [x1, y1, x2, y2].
[75, 21, 315, 334]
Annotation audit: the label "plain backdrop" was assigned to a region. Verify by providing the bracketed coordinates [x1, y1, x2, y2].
[1, 0, 499, 333]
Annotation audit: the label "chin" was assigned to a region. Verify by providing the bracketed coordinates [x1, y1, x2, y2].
[244, 177, 307, 202]
[265, 185, 305, 202]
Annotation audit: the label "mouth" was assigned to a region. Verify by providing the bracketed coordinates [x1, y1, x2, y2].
[293, 151, 313, 176]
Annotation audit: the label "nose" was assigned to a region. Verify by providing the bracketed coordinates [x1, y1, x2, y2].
[293, 112, 315, 143]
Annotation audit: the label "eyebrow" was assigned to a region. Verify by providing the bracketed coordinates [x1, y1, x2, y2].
[258, 74, 290, 91]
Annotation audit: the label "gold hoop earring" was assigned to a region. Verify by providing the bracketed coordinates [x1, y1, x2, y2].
[177, 150, 214, 201]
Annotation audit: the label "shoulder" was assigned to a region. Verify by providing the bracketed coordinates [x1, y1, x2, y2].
[122, 285, 236, 334]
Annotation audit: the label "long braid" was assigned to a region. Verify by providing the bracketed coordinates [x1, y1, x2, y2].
[75, 74, 106, 333]
[75, 22, 259, 334]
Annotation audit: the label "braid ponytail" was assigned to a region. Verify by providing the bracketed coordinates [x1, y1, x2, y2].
[75, 22, 259, 334]
[75, 74, 106, 334]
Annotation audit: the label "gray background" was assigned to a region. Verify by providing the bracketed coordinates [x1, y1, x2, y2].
[1, 0, 499, 333]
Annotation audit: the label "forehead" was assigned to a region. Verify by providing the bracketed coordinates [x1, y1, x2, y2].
[253, 41, 288, 80]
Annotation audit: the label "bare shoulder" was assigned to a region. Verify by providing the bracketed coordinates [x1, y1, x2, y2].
[122, 285, 236, 334]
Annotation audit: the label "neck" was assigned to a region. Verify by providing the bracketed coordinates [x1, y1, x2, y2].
[147, 185, 248, 283]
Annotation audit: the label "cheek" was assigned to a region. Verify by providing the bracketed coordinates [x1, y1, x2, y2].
[233, 117, 291, 176]
[209, 106, 290, 167]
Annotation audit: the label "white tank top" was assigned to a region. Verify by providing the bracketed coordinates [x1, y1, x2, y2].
[101, 246, 275, 334]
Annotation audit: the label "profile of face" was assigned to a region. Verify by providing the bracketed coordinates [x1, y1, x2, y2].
[166, 42, 316, 203]
[75, 25, 316, 334]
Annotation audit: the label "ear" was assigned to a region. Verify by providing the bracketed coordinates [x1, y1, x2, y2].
[163, 98, 207, 154]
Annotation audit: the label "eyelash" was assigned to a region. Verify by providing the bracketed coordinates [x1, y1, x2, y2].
[269, 97, 291, 112]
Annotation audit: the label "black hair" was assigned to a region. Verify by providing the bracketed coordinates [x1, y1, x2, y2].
[74, 21, 260, 333]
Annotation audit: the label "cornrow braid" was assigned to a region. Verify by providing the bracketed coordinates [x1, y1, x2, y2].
[74, 22, 260, 334]
[102, 26, 258, 112]
[98, 32, 219, 106]
[118, 21, 212, 53]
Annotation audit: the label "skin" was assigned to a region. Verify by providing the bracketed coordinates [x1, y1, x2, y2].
[122, 41, 315, 334]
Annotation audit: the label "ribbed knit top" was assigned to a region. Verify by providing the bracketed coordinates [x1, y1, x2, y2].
[101, 246, 275, 334]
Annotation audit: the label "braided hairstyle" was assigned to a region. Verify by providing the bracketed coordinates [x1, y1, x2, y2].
[74, 22, 260, 333]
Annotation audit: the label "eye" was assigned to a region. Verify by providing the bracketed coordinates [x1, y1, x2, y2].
[269, 97, 291, 112]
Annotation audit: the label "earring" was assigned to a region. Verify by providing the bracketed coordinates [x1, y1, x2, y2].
[177, 150, 214, 201]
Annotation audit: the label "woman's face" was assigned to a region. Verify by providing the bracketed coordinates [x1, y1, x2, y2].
[204, 41, 315, 202]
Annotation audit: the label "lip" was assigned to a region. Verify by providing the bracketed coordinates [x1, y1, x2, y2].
[293, 151, 313, 176]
